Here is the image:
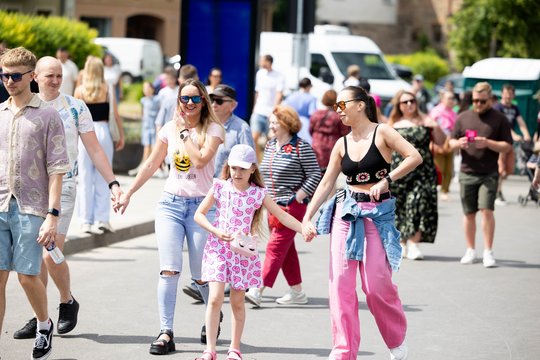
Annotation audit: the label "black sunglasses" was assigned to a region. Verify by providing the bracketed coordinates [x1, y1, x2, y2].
[0, 70, 33, 82]
[211, 97, 232, 105]
[179, 95, 203, 104]
[333, 98, 361, 111]
[472, 98, 488, 105]
[399, 99, 416, 105]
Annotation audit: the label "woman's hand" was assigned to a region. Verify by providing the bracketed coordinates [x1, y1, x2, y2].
[369, 179, 389, 201]
[115, 136, 125, 151]
[113, 192, 131, 214]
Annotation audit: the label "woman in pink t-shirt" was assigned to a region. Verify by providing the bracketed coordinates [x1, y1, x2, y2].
[115, 79, 224, 355]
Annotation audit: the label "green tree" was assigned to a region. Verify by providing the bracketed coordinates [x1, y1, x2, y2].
[448, 0, 540, 70]
[0, 11, 102, 68]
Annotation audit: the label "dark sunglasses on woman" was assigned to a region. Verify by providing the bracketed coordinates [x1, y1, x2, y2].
[179, 95, 203, 104]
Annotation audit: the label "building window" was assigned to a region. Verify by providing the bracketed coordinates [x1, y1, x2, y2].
[80, 17, 112, 37]
[36, 9, 52, 17]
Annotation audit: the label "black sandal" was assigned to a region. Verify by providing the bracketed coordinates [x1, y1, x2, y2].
[149, 329, 175, 355]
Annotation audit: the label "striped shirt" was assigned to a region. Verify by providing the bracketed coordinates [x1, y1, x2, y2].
[260, 135, 321, 204]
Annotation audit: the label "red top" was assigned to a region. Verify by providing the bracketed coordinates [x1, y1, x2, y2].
[309, 109, 350, 169]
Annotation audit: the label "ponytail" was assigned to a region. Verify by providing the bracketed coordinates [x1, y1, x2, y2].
[365, 96, 378, 123]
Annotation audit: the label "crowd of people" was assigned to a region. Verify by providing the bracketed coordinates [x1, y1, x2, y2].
[1, 44, 539, 360]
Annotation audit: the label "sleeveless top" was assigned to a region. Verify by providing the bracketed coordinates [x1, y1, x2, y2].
[86, 102, 109, 122]
[341, 125, 390, 185]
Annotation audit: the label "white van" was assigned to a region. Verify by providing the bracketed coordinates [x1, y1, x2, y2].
[259, 25, 410, 104]
[94, 37, 163, 83]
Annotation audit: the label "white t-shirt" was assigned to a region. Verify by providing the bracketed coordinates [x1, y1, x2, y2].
[45, 93, 94, 178]
[158, 121, 224, 197]
[104, 64, 122, 87]
[253, 68, 285, 116]
[59, 59, 79, 96]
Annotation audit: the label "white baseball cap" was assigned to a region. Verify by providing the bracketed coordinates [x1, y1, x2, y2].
[228, 144, 256, 169]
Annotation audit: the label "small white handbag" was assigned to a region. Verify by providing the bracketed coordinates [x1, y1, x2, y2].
[230, 233, 258, 257]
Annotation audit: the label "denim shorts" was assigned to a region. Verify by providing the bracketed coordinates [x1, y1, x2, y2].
[0, 197, 45, 275]
[154, 192, 214, 280]
[249, 113, 269, 135]
[57, 179, 77, 235]
[459, 171, 499, 214]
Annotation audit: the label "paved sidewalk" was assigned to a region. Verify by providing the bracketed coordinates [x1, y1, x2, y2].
[63, 174, 166, 255]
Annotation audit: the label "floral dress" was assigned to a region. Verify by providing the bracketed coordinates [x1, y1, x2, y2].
[201, 179, 267, 290]
[390, 126, 438, 243]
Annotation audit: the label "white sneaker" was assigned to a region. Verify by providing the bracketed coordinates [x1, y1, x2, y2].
[494, 198, 507, 206]
[245, 288, 262, 307]
[483, 249, 496, 268]
[406, 243, 424, 260]
[81, 223, 92, 234]
[276, 288, 308, 305]
[460, 248, 476, 264]
[96, 221, 114, 233]
[389, 341, 408, 360]
[401, 244, 407, 259]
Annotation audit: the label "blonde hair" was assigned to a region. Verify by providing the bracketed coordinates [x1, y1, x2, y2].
[0, 47, 36, 69]
[473, 81, 492, 95]
[273, 105, 302, 134]
[81, 56, 105, 102]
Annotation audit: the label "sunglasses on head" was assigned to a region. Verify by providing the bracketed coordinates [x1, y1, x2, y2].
[0, 70, 33, 82]
[211, 97, 232, 105]
[472, 98, 488, 105]
[333, 98, 361, 112]
[179, 95, 203, 104]
[399, 99, 416, 105]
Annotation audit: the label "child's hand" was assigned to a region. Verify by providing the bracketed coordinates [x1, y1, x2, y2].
[302, 220, 317, 242]
[216, 230, 234, 242]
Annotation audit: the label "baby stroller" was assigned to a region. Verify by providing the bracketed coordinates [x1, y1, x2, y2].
[517, 141, 540, 207]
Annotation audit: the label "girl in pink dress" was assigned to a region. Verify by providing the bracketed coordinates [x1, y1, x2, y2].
[194, 144, 309, 360]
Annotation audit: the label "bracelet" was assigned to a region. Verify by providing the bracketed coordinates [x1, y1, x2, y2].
[47, 208, 60, 217]
[108, 180, 120, 190]
[385, 174, 393, 184]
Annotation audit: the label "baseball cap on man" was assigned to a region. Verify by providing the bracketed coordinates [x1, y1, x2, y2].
[413, 74, 424, 81]
[228, 144, 256, 169]
[212, 84, 237, 100]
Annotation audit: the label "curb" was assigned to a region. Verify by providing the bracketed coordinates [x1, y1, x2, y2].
[63, 220, 155, 256]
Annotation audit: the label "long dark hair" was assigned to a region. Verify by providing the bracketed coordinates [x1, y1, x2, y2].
[220, 164, 266, 235]
[343, 85, 378, 123]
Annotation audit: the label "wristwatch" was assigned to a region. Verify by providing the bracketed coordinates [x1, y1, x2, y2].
[385, 174, 393, 185]
[179, 129, 190, 142]
[47, 208, 60, 217]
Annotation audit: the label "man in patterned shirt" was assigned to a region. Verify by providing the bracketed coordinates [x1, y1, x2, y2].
[0, 47, 70, 360]
[11, 56, 122, 341]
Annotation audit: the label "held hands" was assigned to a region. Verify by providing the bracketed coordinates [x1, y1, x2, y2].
[113, 193, 131, 214]
[301, 219, 317, 243]
[37, 216, 58, 246]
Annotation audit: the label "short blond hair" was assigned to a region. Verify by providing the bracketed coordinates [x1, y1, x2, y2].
[0, 47, 36, 69]
[473, 81, 492, 95]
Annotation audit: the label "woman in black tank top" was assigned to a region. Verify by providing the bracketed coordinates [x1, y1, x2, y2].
[301, 86, 422, 359]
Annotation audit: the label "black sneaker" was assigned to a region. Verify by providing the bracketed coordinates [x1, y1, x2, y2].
[57, 297, 79, 334]
[200, 311, 223, 344]
[13, 317, 37, 339]
[182, 282, 203, 302]
[32, 320, 53, 360]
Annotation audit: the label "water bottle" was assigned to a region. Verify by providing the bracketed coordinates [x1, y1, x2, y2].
[46, 241, 65, 264]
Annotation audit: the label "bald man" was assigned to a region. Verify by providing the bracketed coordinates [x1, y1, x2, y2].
[13, 56, 122, 339]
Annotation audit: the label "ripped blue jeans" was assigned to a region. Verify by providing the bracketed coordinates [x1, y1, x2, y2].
[155, 192, 214, 330]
